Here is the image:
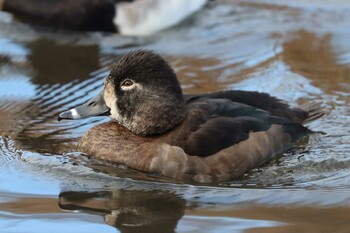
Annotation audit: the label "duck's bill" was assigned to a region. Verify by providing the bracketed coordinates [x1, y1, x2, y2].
[58, 91, 111, 121]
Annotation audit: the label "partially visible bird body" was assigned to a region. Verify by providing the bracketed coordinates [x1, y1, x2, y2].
[0, 0, 207, 35]
[115, 0, 207, 36]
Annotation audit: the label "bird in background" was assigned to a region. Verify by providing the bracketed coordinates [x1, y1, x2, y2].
[0, 0, 208, 36]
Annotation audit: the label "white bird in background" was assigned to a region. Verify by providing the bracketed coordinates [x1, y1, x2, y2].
[0, 0, 208, 36]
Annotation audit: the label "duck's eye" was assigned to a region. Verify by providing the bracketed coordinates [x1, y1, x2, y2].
[121, 80, 134, 87]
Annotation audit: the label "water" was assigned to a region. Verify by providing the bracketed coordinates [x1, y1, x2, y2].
[0, 1, 350, 232]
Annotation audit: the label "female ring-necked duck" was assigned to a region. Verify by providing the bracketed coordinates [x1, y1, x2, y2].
[0, 0, 207, 36]
[58, 50, 323, 182]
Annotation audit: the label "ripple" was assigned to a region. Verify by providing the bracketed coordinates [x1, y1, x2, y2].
[0, 0, 349, 216]
[231, 60, 323, 102]
[0, 38, 28, 62]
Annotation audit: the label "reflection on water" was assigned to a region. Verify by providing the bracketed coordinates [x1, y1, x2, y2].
[1, 0, 350, 232]
[2, 185, 350, 233]
[28, 39, 101, 85]
[58, 190, 286, 233]
[59, 190, 185, 233]
[283, 30, 350, 93]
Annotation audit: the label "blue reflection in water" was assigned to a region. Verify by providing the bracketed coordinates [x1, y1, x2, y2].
[178, 216, 283, 233]
[0, 38, 28, 62]
[0, 213, 116, 233]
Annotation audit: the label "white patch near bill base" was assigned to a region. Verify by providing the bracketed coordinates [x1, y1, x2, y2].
[70, 109, 81, 119]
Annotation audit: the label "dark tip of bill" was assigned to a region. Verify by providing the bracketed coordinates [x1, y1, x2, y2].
[58, 111, 71, 121]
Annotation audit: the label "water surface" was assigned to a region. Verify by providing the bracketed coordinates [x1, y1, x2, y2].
[0, 1, 350, 232]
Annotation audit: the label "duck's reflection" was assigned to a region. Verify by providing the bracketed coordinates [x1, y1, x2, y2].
[28, 39, 101, 85]
[59, 190, 186, 233]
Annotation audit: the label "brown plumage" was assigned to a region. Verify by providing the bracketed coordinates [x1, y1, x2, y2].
[59, 50, 324, 183]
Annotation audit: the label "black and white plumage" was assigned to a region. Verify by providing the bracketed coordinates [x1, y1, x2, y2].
[0, 0, 207, 35]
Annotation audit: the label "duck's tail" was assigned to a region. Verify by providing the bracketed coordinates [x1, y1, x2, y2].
[300, 102, 326, 124]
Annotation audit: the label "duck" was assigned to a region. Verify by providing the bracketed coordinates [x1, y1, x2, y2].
[0, 0, 207, 36]
[58, 50, 323, 183]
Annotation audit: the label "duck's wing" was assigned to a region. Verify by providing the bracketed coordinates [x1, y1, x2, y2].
[184, 90, 309, 123]
[177, 96, 309, 157]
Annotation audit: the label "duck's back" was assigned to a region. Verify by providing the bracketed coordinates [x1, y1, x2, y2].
[186, 90, 309, 123]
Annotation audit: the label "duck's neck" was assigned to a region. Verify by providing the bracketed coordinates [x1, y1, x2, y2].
[122, 95, 187, 136]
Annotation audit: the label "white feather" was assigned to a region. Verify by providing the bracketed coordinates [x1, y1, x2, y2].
[114, 0, 207, 36]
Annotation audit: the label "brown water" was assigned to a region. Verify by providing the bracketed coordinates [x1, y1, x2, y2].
[0, 1, 350, 232]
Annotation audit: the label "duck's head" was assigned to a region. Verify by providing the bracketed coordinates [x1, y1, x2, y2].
[58, 50, 186, 136]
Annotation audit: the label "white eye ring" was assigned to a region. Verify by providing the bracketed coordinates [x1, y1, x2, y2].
[121, 79, 134, 87]
[120, 79, 141, 91]
[121, 80, 134, 91]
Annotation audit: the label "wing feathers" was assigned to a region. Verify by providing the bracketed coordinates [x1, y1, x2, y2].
[180, 96, 310, 157]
